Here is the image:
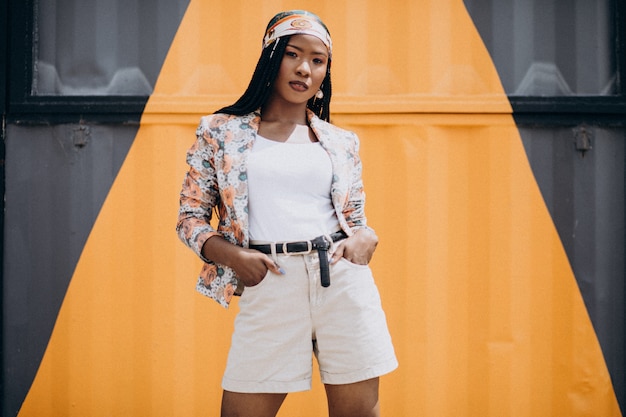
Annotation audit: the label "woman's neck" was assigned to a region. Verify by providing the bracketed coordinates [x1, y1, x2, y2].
[258, 101, 311, 142]
[261, 99, 308, 125]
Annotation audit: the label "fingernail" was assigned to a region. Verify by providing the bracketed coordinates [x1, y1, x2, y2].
[279, 267, 286, 275]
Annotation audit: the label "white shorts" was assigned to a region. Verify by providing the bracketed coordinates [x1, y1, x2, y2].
[221, 252, 398, 393]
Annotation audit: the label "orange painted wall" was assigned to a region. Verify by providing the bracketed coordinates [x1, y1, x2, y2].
[18, 1, 621, 416]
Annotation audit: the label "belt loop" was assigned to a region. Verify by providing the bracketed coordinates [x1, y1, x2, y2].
[324, 233, 335, 256]
[270, 242, 278, 263]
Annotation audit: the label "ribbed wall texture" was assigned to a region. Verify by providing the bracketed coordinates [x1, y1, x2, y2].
[5, 1, 622, 416]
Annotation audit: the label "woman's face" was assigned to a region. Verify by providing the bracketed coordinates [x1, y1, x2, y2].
[271, 34, 329, 106]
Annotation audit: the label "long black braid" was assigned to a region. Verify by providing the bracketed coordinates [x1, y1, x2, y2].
[215, 35, 333, 122]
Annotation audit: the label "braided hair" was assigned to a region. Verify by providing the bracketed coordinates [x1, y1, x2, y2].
[215, 36, 333, 122]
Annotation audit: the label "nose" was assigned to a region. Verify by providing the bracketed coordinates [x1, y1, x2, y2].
[296, 60, 311, 76]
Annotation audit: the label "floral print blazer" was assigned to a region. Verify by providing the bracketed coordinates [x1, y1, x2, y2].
[177, 109, 370, 308]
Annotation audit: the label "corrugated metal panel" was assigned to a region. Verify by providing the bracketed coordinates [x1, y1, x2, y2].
[519, 125, 625, 407]
[4, 0, 622, 416]
[17, 114, 621, 416]
[3, 124, 137, 417]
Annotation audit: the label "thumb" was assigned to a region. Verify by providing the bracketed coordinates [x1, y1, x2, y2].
[330, 243, 345, 264]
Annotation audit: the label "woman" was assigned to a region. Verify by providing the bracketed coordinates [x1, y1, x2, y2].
[177, 10, 397, 417]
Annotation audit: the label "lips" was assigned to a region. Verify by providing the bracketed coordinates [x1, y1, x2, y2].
[289, 81, 309, 92]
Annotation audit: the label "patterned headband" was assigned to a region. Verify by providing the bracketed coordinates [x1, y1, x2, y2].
[263, 10, 332, 57]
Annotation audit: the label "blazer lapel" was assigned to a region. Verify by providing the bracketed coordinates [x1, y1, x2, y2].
[223, 111, 260, 247]
[308, 112, 349, 212]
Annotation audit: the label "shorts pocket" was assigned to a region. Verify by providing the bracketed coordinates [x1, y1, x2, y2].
[242, 270, 273, 292]
[337, 257, 371, 269]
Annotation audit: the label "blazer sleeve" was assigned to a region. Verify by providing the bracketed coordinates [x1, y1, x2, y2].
[176, 117, 222, 260]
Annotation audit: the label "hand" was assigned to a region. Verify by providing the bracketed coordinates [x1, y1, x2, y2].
[330, 228, 378, 265]
[231, 248, 284, 287]
[201, 236, 284, 287]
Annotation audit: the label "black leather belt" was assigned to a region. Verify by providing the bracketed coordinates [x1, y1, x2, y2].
[249, 231, 347, 287]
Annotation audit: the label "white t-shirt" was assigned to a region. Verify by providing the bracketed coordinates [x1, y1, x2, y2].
[247, 124, 339, 242]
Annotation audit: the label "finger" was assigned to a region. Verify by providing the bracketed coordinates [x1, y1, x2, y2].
[264, 256, 286, 275]
[330, 243, 345, 264]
